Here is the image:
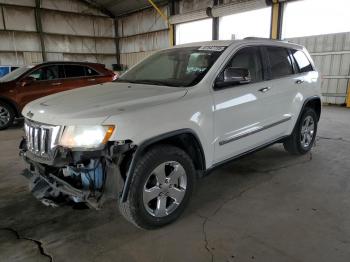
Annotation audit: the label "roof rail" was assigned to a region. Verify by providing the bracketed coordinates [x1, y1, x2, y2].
[244, 37, 289, 42]
[244, 37, 269, 40]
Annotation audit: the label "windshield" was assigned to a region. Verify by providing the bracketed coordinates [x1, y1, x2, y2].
[116, 46, 226, 87]
[0, 66, 32, 82]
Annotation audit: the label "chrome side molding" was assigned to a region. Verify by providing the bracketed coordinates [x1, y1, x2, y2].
[219, 116, 292, 146]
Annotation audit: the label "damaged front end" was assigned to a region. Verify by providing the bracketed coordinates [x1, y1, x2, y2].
[19, 120, 133, 209]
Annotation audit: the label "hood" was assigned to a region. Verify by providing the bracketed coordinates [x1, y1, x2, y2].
[22, 82, 187, 126]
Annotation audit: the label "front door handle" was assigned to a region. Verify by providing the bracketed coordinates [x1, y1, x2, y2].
[258, 87, 271, 93]
[51, 82, 62, 86]
[88, 79, 96, 82]
[295, 79, 305, 84]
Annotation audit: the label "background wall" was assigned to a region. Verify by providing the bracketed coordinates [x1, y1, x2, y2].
[0, 0, 117, 68]
[0, 0, 170, 70]
[288, 32, 350, 104]
[0, 0, 348, 105]
[118, 7, 169, 69]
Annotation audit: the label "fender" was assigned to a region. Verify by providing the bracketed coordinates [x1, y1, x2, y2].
[120, 128, 206, 202]
[297, 95, 321, 123]
[0, 96, 21, 117]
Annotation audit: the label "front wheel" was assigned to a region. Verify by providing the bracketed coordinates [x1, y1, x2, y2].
[119, 145, 196, 229]
[283, 107, 318, 155]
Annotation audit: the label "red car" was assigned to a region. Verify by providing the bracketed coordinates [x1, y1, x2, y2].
[0, 61, 116, 130]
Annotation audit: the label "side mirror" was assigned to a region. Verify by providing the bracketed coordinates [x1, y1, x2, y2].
[215, 67, 251, 88]
[20, 76, 35, 87]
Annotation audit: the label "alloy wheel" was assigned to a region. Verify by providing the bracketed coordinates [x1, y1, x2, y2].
[0, 106, 11, 128]
[143, 161, 187, 217]
[300, 115, 315, 148]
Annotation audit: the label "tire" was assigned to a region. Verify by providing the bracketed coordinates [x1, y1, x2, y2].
[119, 145, 196, 229]
[283, 107, 318, 155]
[0, 102, 15, 130]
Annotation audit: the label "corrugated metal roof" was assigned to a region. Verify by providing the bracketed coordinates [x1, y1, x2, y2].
[82, 0, 167, 17]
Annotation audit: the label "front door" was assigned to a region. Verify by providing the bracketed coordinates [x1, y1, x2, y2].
[16, 65, 65, 109]
[212, 46, 291, 164]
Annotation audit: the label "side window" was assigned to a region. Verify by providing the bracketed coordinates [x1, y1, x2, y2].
[28, 65, 63, 81]
[85, 66, 99, 76]
[266, 47, 294, 79]
[64, 65, 86, 78]
[222, 46, 263, 83]
[291, 49, 313, 73]
[29, 68, 45, 80]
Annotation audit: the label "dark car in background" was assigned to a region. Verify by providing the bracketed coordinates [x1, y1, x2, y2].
[0, 61, 116, 130]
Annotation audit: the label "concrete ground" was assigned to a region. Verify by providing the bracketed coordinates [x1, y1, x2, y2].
[0, 106, 349, 262]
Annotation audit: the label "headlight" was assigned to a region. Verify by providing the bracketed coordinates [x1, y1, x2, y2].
[59, 125, 115, 149]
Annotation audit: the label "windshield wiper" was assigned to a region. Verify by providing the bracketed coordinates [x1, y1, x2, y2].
[133, 80, 170, 86]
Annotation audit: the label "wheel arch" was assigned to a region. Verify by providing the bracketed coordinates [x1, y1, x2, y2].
[303, 96, 321, 122]
[0, 96, 20, 117]
[283, 96, 321, 155]
[120, 129, 206, 202]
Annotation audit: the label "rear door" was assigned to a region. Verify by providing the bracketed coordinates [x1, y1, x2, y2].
[260, 46, 300, 135]
[62, 64, 89, 90]
[60, 64, 106, 90]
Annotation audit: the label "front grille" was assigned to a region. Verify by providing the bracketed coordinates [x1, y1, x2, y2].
[24, 120, 61, 158]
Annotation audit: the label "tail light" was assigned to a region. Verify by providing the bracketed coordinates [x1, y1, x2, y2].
[112, 73, 118, 80]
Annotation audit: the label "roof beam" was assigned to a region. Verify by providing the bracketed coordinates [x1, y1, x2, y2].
[35, 0, 47, 61]
[267, 0, 285, 39]
[79, 0, 115, 17]
[147, 0, 173, 46]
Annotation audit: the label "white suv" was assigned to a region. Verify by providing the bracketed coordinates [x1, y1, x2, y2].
[20, 39, 321, 229]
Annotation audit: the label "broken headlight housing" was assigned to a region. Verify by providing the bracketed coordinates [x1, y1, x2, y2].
[59, 125, 115, 149]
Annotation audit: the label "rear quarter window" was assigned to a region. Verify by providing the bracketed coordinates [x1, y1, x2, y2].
[85, 66, 100, 76]
[291, 49, 314, 73]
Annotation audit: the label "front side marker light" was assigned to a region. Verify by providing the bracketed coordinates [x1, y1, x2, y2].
[102, 126, 115, 144]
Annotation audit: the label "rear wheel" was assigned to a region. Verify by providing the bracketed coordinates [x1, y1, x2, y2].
[0, 102, 14, 130]
[283, 107, 318, 155]
[119, 145, 196, 229]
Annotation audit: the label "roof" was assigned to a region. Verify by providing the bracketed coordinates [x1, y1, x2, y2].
[173, 40, 234, 48]
[172, 38, 304, 50]
[82, 0, 166, 17]
[37, 61, 103, 66]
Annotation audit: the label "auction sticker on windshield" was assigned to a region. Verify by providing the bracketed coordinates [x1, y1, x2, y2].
[198, 46, 226, 52]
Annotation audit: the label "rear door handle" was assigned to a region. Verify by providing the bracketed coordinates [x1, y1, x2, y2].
[51, 82, 62, 86]
[88, 79, 96, 82]
[295, 79, 304, 84]
[258, 87, 271, 93]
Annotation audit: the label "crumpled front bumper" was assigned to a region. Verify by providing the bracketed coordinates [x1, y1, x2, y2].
[20, 167, 97, 208]
[19, 137, 128, 209]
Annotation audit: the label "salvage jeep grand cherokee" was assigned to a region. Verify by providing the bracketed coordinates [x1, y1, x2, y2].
[20, 39, 321, 229]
